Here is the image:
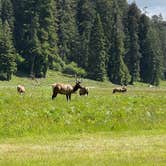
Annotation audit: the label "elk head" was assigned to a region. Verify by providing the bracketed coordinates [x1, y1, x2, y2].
[73, 75, 83, 92]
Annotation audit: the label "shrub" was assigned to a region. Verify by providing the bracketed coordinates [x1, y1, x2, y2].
[52, 62, 63, 72]
[63, 62, 87, 77]
[0, 72, 7, 80]
[51, 56, 65, 72]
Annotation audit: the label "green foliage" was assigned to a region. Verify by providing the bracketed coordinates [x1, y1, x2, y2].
[88, 14, 107, 81]
[56, 0, 79, 62]
[12, 0, 59, 78]
[145, 26, 162, 86]
[0, 0, 165, 85]
[51, 56, 65, 72]
[1, 0, 14, 30]
[63, 62, 87, 76]
[139, 14, 162, 86]
[77, 0, 96, 69]
[0, 20, 16, 80]
[96, 0, 112, 57]
[151, 15, 166, 80]
[139, 14, 150, 82]
[108, 0, 131, 85]
[126, 2, 141, 84]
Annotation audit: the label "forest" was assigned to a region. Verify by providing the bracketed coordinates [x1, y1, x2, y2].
[0, 0, 166, 85]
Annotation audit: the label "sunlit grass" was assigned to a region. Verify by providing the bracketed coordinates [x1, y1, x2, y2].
[0, 84, 166, 137]
[0, 133, 166, 166]
[0, 71, 166, 165]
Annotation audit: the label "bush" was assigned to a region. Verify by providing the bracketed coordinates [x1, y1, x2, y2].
[51, 56, 65, 72]
[0, 72, 7, 80]
[52, 62, 63, 72]
[63, 62, 87, 77]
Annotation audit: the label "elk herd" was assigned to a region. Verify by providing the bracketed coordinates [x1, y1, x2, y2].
[17, 77, 127, 101]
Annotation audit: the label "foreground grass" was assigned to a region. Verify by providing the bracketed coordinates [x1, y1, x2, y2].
[0, 84, 166, 137]
[0, 132, 166, 166]
[0, 71, 166, 165]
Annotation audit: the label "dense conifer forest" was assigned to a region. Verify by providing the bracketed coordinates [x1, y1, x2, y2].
[0, 0, 166, 85]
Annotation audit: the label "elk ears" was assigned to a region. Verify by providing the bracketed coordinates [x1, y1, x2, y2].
[75, 74, 78, 83]
[75, 74, 82, 84]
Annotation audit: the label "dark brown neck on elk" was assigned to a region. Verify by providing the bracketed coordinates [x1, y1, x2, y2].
[73, 83, 81, 92]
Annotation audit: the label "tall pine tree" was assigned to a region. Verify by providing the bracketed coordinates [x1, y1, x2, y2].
[13, 0, 59, 77]
[88, 14, 107, 81]
[56, 0, 79, 62]
[145, 27, 162, 85]
[0, 20, 16, 80]
[151, 15, 166, 79]
[139, 14, 150, 83]
[108, 0, 130, 85]
[126, 2, 141, 84]
[95, 0, 112, 67]
[77, 0, 96, 69]
[1, 0, 14, 30]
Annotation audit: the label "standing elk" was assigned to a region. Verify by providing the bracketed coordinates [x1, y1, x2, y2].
[79, 87, 89, 96]
[17, 85, 25, 94]
[112, 86, 127, 93]
[52, 80, 82, 101]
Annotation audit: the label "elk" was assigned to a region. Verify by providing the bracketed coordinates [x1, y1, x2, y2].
[52, 79, 82, 101]
[17, 85, 25, 94]
[112, 86, 127, 94]
[79, 87, 89, 96]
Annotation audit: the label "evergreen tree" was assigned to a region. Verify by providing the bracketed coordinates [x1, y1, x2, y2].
[1, 0, 14, 30]
[43, 0, 59, 70]
[117, 0, 128, 18]
[88, 14, 107, 81]
[139, 14, 150, 82]
[0, 20, 16, 80]
[35, 0, 58, 77]
[126, 2, 141, 84]
[0, 0, 164, 84]
[161, 22, 166, 79]
[12, 0, 38, 73]
[108, 0, 131, 85]
[139, 14, 162, 85]
[145, 27, 162, 85]
[151, 15, 166, 79]
[77, 0, 96, 69]
[29, 15, 41, 77]
[56, 0, 79, 62]
[95, 0, 112, 67]
[13, 0, 59, 77]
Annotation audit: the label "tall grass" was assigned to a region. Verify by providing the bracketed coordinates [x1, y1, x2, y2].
[0, 71, 166, 165]
[0, 71, 166, 138]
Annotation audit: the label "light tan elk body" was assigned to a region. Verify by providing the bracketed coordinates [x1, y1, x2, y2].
[17, 85, 25, 94]
[79, 87, 89, 96]
[113, 86, 127, 93]
[52, 81, 82, 101]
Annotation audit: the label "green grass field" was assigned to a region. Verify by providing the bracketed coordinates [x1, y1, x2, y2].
[0, 71, 166, 165]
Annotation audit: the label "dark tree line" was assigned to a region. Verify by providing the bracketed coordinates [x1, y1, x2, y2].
[0, 0, 166, 85]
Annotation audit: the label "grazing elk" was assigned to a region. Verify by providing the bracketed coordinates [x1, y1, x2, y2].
[112, 86, 127, 94]
[79, 87, 89, 96]
[52, 80, 82, 101]
[17, 85, 25, 94]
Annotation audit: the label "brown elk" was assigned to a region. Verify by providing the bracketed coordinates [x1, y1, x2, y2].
[113, 86, 127, 94]
[79, 87, 89, 96]
[52, 80, 82, 101]
[17, 85, 25, 94]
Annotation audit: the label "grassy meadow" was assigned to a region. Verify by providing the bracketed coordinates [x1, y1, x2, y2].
[0, 71, 166, 165]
